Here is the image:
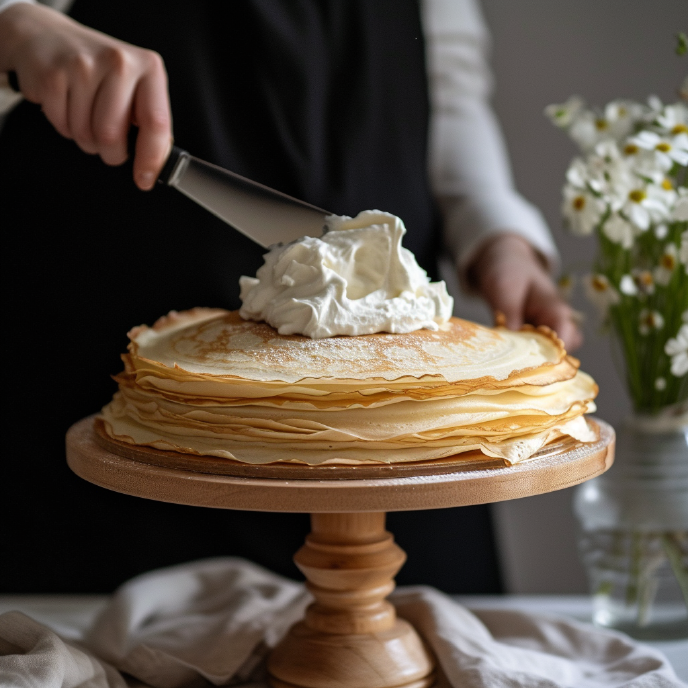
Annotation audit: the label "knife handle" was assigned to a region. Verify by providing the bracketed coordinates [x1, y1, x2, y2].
[7, 71, 20, 92]
[157, 145, 185, 185]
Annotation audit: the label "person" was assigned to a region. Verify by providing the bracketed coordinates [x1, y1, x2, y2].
[0, 0, 580, 594]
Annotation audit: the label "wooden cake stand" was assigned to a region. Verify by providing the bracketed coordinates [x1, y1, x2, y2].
[67, 416, 614, 688]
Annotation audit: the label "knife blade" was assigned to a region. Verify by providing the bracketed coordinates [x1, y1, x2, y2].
[157, 146, 331, 248]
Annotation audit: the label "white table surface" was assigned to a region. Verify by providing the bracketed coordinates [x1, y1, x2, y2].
[1, 594, 686, 684]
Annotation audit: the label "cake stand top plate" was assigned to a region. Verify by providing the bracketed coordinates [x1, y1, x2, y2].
[66, 416, 614, 513]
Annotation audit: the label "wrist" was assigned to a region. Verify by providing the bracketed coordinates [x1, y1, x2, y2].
[0, 3, 30, 71]
[0, 2, 55, 72]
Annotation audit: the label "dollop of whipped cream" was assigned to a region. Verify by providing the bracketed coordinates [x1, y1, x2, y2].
[239, 210, 453, 338]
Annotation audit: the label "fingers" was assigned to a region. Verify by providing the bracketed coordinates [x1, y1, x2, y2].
[132, 53, 172, 190]
[90, 50, 138, 166]
[66, 53, 101, 154]
[37, 69, 70, 138]
[57, 46, 171, 186]
[525, 276, 584, 351]
[470, 234, 583, 351]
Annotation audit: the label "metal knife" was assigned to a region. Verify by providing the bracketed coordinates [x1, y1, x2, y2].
[157, 147, 331, 248]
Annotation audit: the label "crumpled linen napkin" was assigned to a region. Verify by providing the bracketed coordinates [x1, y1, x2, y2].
[0, 612, 126, 688]
[0, 557, 683, 688]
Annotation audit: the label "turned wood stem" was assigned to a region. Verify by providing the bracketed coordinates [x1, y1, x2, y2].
[267, 512, 435, 688]
[297, 513, 405, 635]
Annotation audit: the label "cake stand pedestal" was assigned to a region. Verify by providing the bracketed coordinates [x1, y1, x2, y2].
[67, 417, 614, 688]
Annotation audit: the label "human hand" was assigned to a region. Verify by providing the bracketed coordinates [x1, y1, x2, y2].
[468, 234, 582, 351]
[0, 3, 172, 190]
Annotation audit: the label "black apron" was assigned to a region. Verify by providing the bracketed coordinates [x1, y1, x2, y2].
[0, 0, 501, 594]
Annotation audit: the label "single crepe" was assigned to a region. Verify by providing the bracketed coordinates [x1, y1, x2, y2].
[101, 309, 598, 465]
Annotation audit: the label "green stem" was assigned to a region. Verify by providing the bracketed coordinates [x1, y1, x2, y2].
[661, 532, 688, 609]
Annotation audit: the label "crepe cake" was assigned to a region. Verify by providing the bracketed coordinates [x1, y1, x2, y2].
[99, 308, 599, 466]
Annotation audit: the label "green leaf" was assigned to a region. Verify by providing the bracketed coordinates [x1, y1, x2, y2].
[677, 32, 688, 56]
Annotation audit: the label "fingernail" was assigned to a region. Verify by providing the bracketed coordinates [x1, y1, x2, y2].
[139, 172, 155, 190]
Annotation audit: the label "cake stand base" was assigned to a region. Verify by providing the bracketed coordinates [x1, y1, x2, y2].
[67, 416, 615, 688]
[267, 512, 435, 688]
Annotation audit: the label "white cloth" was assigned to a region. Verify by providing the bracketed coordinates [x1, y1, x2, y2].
[0, 559, 683, 688]
[0, 0, 558, 276]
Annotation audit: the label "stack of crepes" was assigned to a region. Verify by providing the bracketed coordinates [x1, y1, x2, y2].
[100, 308, 599, 466]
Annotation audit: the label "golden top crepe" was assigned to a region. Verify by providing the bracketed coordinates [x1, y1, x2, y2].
[101, 308, 599, 465]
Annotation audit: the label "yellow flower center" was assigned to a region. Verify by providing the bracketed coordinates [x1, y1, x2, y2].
[662, 178, 674, 191]
[635, 271, 654, 289]
[640, 311, 662, 330]
[595, 119, 608, 131]
[672, 124, 688, 134]
[573, 196, 586, 210]
[618, 107, 627, 117]
[624, 144, 639, 155]
[592, 276, 608, 292]
[655, 142, 671, 153]
[661, 253, 676, 270]
[628, 189, 646, 203]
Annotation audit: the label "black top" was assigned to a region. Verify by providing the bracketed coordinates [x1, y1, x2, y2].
[0, 0, 501, 593]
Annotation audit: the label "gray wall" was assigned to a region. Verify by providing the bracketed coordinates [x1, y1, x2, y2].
[460, 0, 687, 593]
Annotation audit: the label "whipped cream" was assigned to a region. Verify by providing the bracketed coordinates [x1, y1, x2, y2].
[239, 210, 453, 338]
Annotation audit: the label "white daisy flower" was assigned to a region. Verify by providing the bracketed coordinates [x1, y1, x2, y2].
[648, 95, 664, 115]
[619, 274, 638, 296]
[565, 157, 592, 189]
[680, 231, 688, 271]
[584, 274, 620, 313]
[654, 244, 679, 286]
[620, 183, 673, 231]
[566, 101, 646, 151]
[629, 130, 688, 170]
[545, 96, 586, 128]
[589, 140, 635, 198]
[665, 324, 688, 377]
[620, 143, 670, 187]
[602, 213, 635, 249]
[655, 377, 667, 391]
[631, 269, 655, 296]
[654, 224, 669, 239]
[562, 185, 605, 236]
[680, 78, 688, 102]
[568, 110, 614, 152]
[674, 192, 688, 222]
[639, 309, 664, 335]
[603, 100, 644, 140]
[557, 274, 575, 300]
[655, 103, 688, 136]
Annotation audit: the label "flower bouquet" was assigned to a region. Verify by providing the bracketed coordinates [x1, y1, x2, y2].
[547, 80, 688, 639]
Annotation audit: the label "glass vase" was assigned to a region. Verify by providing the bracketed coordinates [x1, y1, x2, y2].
[574, 416, 688, 640]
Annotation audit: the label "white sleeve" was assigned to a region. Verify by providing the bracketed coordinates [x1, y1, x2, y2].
[421, 0, 559, 279]
[0, 0, 35, 12]
[0, 0, 72, 12]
